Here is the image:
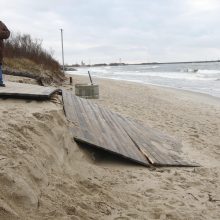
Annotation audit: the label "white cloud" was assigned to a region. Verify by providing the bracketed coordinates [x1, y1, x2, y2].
[187, 0, 220, 12]
[1, 0, 220, 64]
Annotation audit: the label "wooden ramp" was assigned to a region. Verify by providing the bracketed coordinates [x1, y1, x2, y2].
[62, 90, 197, 167]
[0, 82, 60, 100]
[63, 90, 150, 166]
[116, 115, 192, 166]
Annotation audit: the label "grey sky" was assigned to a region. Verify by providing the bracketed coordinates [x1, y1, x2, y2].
[1, 0, 220, 64]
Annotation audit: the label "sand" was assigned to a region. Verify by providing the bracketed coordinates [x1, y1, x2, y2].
[0, 74, 220, 220]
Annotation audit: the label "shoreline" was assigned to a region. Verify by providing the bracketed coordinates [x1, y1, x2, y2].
[66, 72, 220, 101]
[66, 73, 220, 104]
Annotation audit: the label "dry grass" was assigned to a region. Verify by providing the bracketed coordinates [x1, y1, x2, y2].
[3, 32, 65, 84]
[3, 57, 65, 85]
[4, 58, 44, 74]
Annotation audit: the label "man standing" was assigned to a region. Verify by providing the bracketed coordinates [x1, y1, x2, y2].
[0, 21, 10, 87]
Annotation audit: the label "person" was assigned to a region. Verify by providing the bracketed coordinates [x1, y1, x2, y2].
[0, 21, 10, 87]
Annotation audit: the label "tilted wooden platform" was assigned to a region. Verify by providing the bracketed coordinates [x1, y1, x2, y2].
[63, 90, 197, 167]
[0, 82, 60, 100]
[63, 90, 150, 166]
[116, 115, 191, 166]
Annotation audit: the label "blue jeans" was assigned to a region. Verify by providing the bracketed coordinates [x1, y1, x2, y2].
[0, 65, 3, 84]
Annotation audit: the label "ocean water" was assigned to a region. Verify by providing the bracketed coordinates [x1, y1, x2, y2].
[67, 62, 220, 98]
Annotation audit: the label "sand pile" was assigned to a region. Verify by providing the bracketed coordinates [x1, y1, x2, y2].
[0, 98, 72, 219]
[3, 58, 65, 86]
[0, 75, 220, 219]
[0, 97, 147, 220]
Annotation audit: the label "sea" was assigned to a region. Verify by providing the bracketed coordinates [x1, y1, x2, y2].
[67, 62, 220, 98]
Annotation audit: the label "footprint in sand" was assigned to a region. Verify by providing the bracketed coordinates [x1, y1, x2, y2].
[145, 188, 155, 193]
[114, 217, 130, 220]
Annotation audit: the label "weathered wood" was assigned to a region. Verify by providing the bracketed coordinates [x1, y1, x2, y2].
[62, 89, 198, 167]
[0, 82, 60, 100]
[116, 114, 197, 166]
[62, 90, 150, 166]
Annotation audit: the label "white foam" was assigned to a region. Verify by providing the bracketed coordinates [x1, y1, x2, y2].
[68, 64, 220, 98]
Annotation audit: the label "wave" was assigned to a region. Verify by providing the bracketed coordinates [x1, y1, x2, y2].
[197, 69, 220, 74]
[67, 62, 220, 99]
[67, 67, 220, 98]
[70, 68, 220, 81]
[194, 69, 220, 80]
[138, 65, 160, 69]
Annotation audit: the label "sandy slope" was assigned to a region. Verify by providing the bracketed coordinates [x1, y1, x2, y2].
[0, 75, 220, 220]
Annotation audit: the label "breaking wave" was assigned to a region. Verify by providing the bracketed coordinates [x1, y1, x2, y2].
[68, 63, 220, 98]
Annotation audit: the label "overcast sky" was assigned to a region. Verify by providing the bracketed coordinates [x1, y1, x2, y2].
[1, 0, 220, 64]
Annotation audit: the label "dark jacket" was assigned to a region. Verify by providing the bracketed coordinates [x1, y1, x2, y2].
[0, 21, 10, 64]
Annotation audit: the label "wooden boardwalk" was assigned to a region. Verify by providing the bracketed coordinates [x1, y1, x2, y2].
[117, 115, 191, 166]
[63, 90, 150, 166]
[0, 82, 60, 100]
[63, 90, 197, 167]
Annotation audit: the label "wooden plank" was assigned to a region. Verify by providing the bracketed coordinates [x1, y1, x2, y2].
[82, 97, 148, 163]
[101, 108, 146, 160]
[66, 91, 126, 153]
[87, 102, 197, 167]
[116, 114, 197, 167]
[62, 90, 150, 166]
[0, 82, 60, 100]
[84, 99, 149, 163]
[118, 115, 179, 165]
[63, 90, 74, 121]
[78, 96, 132, 156]
[62, 90, 197, 167]
[70, 94, 94, 142]
[85, 100, 118, 151]
[117, 116, 168, 164]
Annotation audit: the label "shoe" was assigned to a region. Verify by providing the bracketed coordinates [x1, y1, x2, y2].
[0, 83, 5, 87]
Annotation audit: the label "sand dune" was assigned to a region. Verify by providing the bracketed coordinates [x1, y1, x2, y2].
[0, 75, 220, 219]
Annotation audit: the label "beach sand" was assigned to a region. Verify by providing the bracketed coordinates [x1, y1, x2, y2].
[0, 74, 220, 219]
